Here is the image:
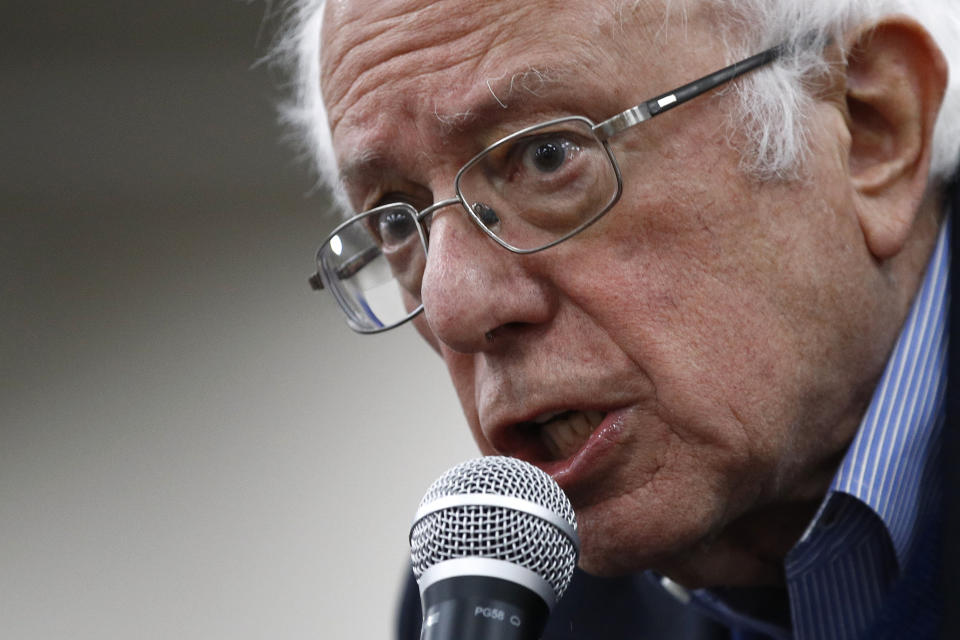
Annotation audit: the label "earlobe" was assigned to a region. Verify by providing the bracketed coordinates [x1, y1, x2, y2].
[843, 17, 947, 260]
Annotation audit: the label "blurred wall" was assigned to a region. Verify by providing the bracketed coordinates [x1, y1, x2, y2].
[0, 3, 474, 637]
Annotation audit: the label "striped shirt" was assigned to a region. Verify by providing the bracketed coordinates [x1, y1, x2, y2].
[680, 216, 951, 639]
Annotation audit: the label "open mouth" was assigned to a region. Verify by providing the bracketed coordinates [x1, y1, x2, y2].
[526, 410, 606, 460]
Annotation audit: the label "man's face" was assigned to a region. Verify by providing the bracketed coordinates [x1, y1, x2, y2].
[322, 0, 896, 586]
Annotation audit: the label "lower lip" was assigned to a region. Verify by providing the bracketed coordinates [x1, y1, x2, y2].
[536, 409, 628, 492]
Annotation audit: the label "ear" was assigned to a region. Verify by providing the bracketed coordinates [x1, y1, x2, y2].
[843, 17, 947, 260]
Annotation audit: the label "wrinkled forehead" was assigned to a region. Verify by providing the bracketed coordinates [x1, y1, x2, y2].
[319, 0, 712, 194]
[320, 0, 624, 125]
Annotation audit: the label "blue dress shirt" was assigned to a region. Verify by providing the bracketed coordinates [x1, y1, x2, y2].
[685, 216, 951, 639]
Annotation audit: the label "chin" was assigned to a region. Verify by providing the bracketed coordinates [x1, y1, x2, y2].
[571, 517, 674, 579]
[572, 511, 787, 589]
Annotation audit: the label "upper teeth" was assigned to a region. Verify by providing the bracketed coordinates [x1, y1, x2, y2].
[531, 410, 568, 425]
[540, 410, 604, 459]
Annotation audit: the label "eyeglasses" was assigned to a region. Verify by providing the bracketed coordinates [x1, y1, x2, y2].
[310, 39, 796, 333]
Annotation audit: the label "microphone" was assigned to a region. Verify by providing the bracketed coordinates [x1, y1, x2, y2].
[409, 456, 579, 640]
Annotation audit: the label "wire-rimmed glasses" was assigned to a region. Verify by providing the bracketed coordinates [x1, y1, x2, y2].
[311, 39, 795, 333]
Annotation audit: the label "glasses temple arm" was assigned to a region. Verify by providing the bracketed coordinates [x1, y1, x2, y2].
[650, 43, 784, 116]
[594, 36, 816, 139]
[309, 245, 383, 291]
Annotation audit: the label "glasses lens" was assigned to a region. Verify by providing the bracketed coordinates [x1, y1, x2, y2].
[456, 118, 619, 251]
[318, 204, 426, 332]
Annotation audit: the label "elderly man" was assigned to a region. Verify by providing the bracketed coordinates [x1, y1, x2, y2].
[283, 0, 958, 637]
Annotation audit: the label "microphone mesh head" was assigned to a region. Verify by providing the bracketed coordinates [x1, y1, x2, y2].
[410, 456, 578, 600]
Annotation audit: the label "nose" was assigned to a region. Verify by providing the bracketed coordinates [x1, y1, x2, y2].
[420, 205, 557, 353]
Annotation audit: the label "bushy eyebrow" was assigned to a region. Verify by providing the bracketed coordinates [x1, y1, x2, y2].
[338, 147, 388, 189]
[482, 66, 560, 109]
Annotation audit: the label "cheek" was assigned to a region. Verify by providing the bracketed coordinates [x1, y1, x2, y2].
[557, 175, 838, 469]
[588, 249, 792, 461]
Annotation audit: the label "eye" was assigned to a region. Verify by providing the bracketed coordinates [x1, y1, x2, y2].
[376, 208, 418, 248]
[521, 136, 578, 174]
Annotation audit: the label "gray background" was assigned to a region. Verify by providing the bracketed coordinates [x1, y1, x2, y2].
[1, 2, 474, 637]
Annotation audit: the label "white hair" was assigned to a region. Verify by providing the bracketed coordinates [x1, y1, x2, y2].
[271, 0, 340, 204]
[274, 0, 960, 209]
[711, 0, 960, 183]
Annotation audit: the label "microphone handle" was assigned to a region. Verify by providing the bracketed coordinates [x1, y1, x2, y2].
[420, 576, 549, 640]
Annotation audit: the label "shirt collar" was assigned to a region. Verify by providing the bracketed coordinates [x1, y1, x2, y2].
[819, 216, 950, 568]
